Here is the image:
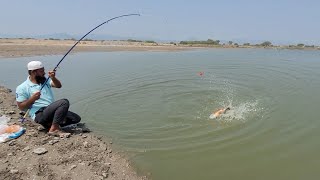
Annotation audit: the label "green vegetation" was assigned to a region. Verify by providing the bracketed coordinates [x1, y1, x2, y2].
[127, 39, 157, 44]
[260, 41, 272, 47]
[64, 38, 77, 41]
[179, 39, 220, 45]
[127, 39, 143, 42]
[297, 43, 304, 47]
[83, 38, 94, 41]
[144, 40, 156, 43]
[305, 45, 314, 48]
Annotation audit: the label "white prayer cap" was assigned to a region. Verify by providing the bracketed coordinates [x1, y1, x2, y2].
[27, 61, 43, 70]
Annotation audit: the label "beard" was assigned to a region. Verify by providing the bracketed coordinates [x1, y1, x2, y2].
[35, 75, 46, 84]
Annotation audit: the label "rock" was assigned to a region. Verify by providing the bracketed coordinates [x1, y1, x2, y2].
[102, 172, 108, 178]
[48, 139, 59, 145]
[10, 169, 18, 174]
[60, 133, 71, 138]
[33, 147, 48, 155]
[37, 125, 46, 131]
[19, 111, 26, 116]
[22, 146, 30, 151]
[8, 110, 15, 114]
[81, 127, 91, 133]
[4, 110, 15, 115]
[8, 140, 16, 146]
[83, 141, 89, 148]
[70, 165, 77, 170]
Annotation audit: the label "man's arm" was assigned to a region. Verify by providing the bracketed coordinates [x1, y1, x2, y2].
[48, 71, 62, 88]
[16, 91, 41, 110]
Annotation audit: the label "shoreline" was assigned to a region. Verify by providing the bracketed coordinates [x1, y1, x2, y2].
[0, 85, 148, 180]
[0, 38, 197, 58]
[1, 38, 319, 59]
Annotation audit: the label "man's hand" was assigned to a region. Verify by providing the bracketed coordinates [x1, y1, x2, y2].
[48, 70, 62, 88]
[17, 91, 41, 110]
[31, 91, 41, 102]
[48, 70, 56, 79]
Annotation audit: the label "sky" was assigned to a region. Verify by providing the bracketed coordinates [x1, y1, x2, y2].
[1, 0, 319, 45]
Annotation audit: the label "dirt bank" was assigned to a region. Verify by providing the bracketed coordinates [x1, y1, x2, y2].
[0, 86, 147, 180]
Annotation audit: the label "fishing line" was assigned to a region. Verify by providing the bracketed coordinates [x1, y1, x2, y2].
[21, 13, 140, 122]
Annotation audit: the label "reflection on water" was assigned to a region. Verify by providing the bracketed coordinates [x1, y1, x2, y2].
[1, 49, 320, 180]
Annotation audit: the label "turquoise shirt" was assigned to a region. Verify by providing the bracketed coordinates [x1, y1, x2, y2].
[16, 77, 54, 120]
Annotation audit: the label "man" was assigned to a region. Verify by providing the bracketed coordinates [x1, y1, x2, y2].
[16, 61, 81, 137]
[209, 107, 230, 119]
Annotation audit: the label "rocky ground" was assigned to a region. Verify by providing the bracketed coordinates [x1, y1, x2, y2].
[0, 86, 147, 180]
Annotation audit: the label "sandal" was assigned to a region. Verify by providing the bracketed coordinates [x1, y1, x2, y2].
[48, 130, 71, 138]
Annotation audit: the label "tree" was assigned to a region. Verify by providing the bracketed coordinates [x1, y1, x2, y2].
[243, 43, 250, 46]
[260, 41, 272, 47]
[297, 43, 305, 47]
[145, 40, 157, 44]
[207, 39, 214, 43]
[228, 41, 233, 45]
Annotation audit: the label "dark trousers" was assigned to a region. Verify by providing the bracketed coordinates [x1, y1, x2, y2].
[34, 99, 81, 129]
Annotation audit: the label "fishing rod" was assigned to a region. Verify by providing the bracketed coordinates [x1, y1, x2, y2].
[21, 13, 140, 122]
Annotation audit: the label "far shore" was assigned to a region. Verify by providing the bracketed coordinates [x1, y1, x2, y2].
[0, 38, 198, 58]
[1, 38, 319, 59]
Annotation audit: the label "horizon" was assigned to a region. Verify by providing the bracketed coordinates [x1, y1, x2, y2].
[1, 0, 319, 45]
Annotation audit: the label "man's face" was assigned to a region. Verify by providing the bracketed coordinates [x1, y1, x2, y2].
[34, 68, 45, 76]
[33, 68, 46, 84]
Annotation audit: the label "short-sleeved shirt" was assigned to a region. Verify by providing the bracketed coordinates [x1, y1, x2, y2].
[16, 76, 54, 120]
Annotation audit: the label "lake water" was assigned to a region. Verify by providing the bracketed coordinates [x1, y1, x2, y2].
[1, 48, 320, 180]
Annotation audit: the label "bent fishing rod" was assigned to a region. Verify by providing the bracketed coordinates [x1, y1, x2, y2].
[21, 13, 140, 122]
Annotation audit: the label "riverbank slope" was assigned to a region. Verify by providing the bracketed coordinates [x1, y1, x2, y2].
[0, 86, 147, 180]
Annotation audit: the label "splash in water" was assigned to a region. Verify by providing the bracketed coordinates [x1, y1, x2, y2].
[216, 100, 259, 122]
[196, 73, 261, 123]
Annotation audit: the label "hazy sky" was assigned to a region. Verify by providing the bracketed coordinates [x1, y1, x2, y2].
[1, 0, 319, 44]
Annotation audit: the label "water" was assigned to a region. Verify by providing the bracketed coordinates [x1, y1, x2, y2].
[1, 49, 320, 179]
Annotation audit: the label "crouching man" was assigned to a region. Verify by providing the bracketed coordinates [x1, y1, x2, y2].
[16, 61, 81, 137]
